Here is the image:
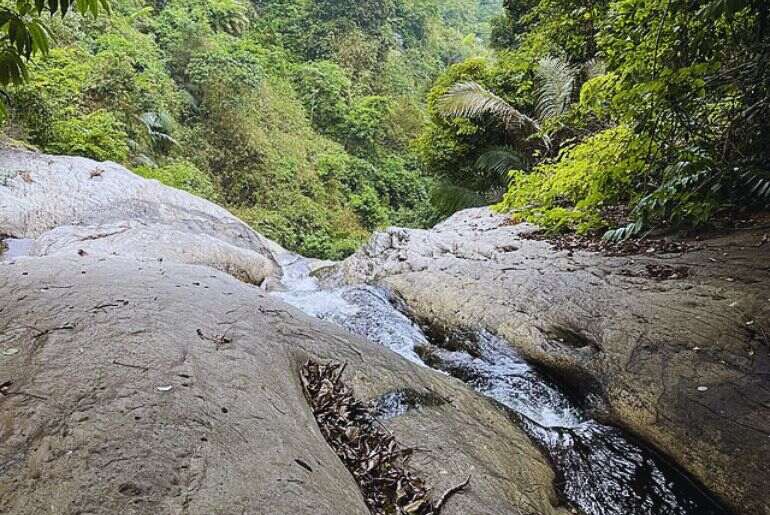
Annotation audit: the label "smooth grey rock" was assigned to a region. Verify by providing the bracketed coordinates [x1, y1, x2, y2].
[27, 221, 271, 285]
[0, 149, 278, 284]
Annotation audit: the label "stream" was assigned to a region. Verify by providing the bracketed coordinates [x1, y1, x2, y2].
[272, 253, 729, 515]
[0, 238, 731, 514]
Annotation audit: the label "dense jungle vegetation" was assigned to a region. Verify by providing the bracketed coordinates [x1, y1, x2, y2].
[422, 0, 769, 238]
[0, 0, 500, 258]
[1, 0, 768, 256]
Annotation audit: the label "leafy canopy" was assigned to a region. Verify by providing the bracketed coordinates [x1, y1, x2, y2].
[419, 0, 769, 237]
[0, 0, 109, 85]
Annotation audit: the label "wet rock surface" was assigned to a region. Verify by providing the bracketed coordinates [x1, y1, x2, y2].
[419, 331, 727, 515]
[335, 207, 770, 515]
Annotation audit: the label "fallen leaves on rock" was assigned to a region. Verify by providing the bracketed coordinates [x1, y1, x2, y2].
[522, 231, 695, 257]
[645, 264, 691, 280]
[300, 360, 469, 515]
[618, 264, 691, 281]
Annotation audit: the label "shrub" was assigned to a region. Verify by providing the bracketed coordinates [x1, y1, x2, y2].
[133, 160, 218, 201]
[47, 110, 130, 163]
[350, 185, 390, 229]
[293, 60, 352, 133]
[340, 96, 394, 156]
[234, 197, 369, 260]
[496, 126, 649, 233]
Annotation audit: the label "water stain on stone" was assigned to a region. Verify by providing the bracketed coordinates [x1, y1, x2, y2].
[369, 388, 447, 420]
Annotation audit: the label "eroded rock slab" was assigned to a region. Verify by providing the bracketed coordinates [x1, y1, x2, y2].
[0, 256, 569, 515]
[334, 207, 770, 515]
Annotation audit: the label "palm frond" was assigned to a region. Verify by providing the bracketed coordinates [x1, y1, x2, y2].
[437, 81, 539, 132]
[138, 111, 178, 148]
[431, 181, 487, 216]
[701, 0, 754, 19]
[742, 170, 770, 200]
[534, 56, 578, 120]
[474, 146, 526, 177]
[583, 57, 607, 79]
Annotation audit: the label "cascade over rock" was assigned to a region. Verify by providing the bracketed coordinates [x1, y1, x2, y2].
[334, 207, 770, 515]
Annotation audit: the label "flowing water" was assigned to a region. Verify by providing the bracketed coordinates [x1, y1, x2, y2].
[0, 238, 34, 260]
[272, 253, 729, 515]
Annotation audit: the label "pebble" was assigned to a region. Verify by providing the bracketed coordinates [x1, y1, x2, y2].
[697, 386, 709, 392]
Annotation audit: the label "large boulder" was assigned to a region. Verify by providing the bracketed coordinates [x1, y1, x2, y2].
[334, 207, 770, 515]
[0, 149, 277, 284]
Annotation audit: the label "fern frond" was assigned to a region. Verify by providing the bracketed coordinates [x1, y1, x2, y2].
[742, 170, 770, 200]
[437, 81, 540, 132]
[474, 146, 526, 177]
[582, 57, 607, 79]
[603, 219, 644, 241]
[534, 56, 578, 120]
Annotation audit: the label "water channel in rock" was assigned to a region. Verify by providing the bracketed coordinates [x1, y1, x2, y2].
[271, 253, 727, 515]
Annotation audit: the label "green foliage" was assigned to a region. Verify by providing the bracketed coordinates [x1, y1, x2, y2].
[186, 34, 265, 98]
[293, 60, 351, 133]
[437, 80, 539, 132]
[47, 109, 129, 162]
[474, 145, 525, 176]
[8, 21, 180, 160]
[341, 96, 394, 156]
[234, 199, 367, 261]
[422, 0, 769, 237]
[350, 185, 390, 229]
[533, 56, 577, 119]
[206, 0, 250, 35]
[133, 159, 218, 201]
[414, 57, 505, 197]
[4, 0, 503, 259]
[0, 0, 109, 119]
[496, 126, 648, 233]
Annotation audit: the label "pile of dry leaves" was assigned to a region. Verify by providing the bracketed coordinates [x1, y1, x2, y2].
[300, 360, 468, 515]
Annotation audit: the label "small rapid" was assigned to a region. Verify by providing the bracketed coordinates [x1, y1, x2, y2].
[271, 253, 729, 515]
